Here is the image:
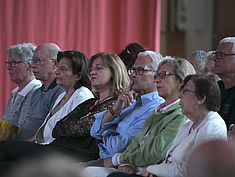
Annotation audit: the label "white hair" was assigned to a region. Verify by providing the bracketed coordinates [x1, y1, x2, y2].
[138, 50, 163, 72]
[219, 37, 235, 52]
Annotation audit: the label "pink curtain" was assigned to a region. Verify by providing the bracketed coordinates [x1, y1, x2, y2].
[0, 0, 161, 116]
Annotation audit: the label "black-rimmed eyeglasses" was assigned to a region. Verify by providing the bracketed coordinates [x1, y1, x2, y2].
[154, 71, 175, 79]
[6, 61, 25, 68]
[128, 67, 155, 75]
[212, 51, 235, 59]
[181, 88, 196, 95]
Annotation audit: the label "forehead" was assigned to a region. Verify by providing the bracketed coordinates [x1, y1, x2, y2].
[216, 42, 233, 52]
[158, 63, 173, 72]
[58, 57, 72, 66]
[91, 57, 104, 65]
[184, 80, 195, 88]
[33, 47, 50, 58]
[133, 56, 152, 67]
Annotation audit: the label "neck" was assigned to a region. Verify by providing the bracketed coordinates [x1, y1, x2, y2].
[164, 93, 179, 106]
[98, 89, 111, 100]
[221, 75, 235, 89]
[18, 74, 34, 91]
[137, 88, 156, 96]
[41, 73, 56, 90]
[190, 107, 209, 128]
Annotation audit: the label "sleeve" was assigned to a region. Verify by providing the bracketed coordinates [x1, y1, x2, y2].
[101, 107, 155, 156]
[147, 162, 186, 177]
[90, 111, 121, 139]
[120, 113, 186, 167]
[52, 113, 95, 138]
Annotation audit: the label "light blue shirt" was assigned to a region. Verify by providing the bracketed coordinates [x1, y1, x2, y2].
[91, 91, 164, 158]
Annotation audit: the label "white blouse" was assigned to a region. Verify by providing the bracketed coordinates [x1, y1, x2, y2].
[35, 86, 94, 144]
[147, 111, 227, 177]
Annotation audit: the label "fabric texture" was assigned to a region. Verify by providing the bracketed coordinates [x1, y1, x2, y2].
[147, 111, 227, 177]
[218, 80, 235, 128]
[119, 100, 187, 167]
[16, 80, 64, 140]
[4, 79, 42, 128]
[35, 86, 94, 144]
[91, 91, 164, 159]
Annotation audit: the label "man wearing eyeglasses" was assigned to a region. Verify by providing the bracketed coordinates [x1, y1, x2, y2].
[82, 51, 164, 169]
[17, 43, 64, 140]
[212, 37, 235, 129]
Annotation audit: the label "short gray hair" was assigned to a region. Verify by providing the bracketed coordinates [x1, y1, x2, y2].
[220, 37, 235, 52]
[7, 43, 36, 64]
[138, 50, 163, 72]
[190, 50, 208, 70]
[158, 56, 196, 81]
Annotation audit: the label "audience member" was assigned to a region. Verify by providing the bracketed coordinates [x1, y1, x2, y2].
[91, 51, 164, 161]
[80, 51, 164, 174]
[0, 50, 94, 175]
[106, 57, 195, 177]
[0, 52, 130, 175]
[17, 43, 64, 140]
[118, 42, 145, 70]
[205, 51, 221, 82]
[3, 43, 41, 140]
[186, 140, 235, 177]
[212, 37, 235, 128]
[188, 50, 207, 75]
[145, 75, 227, 177]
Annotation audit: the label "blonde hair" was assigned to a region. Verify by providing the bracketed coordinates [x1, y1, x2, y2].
[89, 53, 130, 97]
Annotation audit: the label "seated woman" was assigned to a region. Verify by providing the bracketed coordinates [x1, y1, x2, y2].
[107, 75, 227, 177]
[3, 43, 42, 140]
[82, 58, 195, 177]
[143, 75, 227, 177]
[0, 52, 130, 175]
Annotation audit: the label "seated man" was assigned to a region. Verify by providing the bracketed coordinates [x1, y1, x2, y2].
[89, 51, 164, 163]
[212, 37, 235, 129]
[16, 43, 64, 140]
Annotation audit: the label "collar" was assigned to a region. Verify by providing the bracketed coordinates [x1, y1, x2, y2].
[40, 79, 58, 92]
[139, 91, 160, 106]
[155, 99, 180, 113]
[12, 79, 42, 97]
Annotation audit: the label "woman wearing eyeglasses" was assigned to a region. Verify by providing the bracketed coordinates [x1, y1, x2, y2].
[3, 43, 42, 140]
[0, 52, 130, 175]
[85, 57, 195, 177]
[145, 75, 227, 177]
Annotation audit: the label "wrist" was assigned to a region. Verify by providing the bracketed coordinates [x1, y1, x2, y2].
[109, 106, 120, 117]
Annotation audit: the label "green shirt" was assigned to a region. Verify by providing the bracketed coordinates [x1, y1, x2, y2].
[120, 100, 187, 167]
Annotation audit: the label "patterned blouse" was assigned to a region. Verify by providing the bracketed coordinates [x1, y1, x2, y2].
[52, 97, 117, 138]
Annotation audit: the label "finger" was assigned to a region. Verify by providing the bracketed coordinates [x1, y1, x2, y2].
[229, 124, 235, 131]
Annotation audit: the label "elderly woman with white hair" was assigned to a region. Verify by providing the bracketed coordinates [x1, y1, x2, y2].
[3, 43, 41, 139]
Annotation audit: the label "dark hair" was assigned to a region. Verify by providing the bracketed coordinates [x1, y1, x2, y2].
[118, 42, 145, 69]
[57, 51, 91, 90]
[182, 75, 220, 111]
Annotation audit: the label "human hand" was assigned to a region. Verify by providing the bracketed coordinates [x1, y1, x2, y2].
[140, 168, 157, 177]
[117, 164, 136, 174]
[112, 91, 137, 114]
[228, 124, 235, 141]
[103, 157, 113, 167]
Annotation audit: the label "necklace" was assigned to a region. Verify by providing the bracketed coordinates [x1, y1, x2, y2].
[96, 95, 111, 105]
